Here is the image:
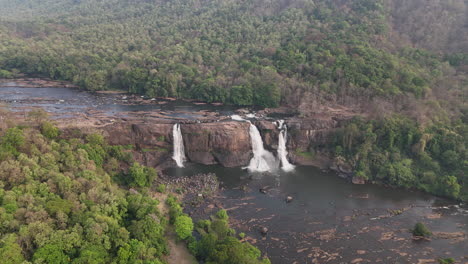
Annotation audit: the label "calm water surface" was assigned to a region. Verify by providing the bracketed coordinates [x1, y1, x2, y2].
[0, 85, 237, 119]
[166, 164, 468, 264]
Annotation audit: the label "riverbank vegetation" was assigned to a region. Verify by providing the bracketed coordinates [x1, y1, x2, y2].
[167, 196, 270, 264]
[0, 117, 267, 263]
[330, 115, 467, 201]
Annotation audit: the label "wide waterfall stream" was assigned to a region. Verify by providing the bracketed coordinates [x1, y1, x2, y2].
[245, 123, 277, 172]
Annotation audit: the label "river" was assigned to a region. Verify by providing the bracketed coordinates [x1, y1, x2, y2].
[2, 81, 467, 263]
[166, 164, 468, 264]
[0, 81, 237, 120]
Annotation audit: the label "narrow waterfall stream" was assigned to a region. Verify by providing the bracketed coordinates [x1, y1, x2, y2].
[245, 123, 277, 172]
[277, 120, 295, 171]
[172, 123, 186, 167]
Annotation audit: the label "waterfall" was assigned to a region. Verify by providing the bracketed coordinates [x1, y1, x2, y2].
[277, 120, 295, 172]
[245, 123, 277, 172]
[172, 123, 186, 167]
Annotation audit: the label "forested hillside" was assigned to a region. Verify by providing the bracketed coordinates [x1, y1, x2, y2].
[0, 113, 270, 263]
[0, 0, 466, 112]
[0, 0, 466, 201]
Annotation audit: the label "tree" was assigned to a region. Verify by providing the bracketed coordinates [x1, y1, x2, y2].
[128, 162, 157, 187]
[174, 214, 194, 240]
[437, 176, 461, 199]
[41, 121, 60, 139]
[27, 109, 48, 124]
[1, 127, 24, 156]
[0, 234, 25, 264]
[33, 244, 69, 264]
[230, 85, 253, 106]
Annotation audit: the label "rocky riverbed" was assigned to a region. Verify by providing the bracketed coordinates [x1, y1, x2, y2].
[169, 165, 468, 264]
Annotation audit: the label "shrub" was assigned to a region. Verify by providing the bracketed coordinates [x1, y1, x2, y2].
[86, 133, 105, 146]
[41, 121, 60, 139]
[438, 258, 455, 264]
[174, 214, 194, 240]
[216, 209, 228, 220]
[156, 184, 166, 193]
[412, 222, 431, 237]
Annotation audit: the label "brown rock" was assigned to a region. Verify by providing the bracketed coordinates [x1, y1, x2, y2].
[352, 176, 366, 185]
[183, 121, 252, 167]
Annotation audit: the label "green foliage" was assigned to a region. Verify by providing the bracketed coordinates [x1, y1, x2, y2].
[128, 162, 157, 188]
[156, 184, 166, 193]
[0, 0, 460, 109]
[0, 69, 13, 78]
[230, 85, 253, 106]
[0, 234, 25, 264]
[412, 222, 431, 237]
[194, 211, 269, 264]
[438, 257, 455, 264]
[331, 115, 467, 201]
[216, 209, 229, 220]
[33, 244, 69, 264]
[166, 195, 183, 224]
[174, 214, 194, 240]
[45, 197, 73, 215]
[40, 121, 60, 139]
[0, 125, 167, 263]
[0, 127, 24, 157]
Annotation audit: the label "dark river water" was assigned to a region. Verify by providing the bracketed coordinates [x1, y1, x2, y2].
[2, 83, 467, 263]
[166, 164, 468, 264]
[0, 84, 236, 119]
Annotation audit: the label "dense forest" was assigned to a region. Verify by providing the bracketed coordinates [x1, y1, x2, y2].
[0, 0, 466, 110]
[327, 115, 467, 201]
[0, 112, 269, 263]
[0, 1, 466, 203]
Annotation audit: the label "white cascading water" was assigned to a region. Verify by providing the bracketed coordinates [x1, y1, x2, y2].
[277, 120, 295, 171]
[231, 115, 246, 121]
[245, 123, 277, 172]
[172, 123, 186, 167]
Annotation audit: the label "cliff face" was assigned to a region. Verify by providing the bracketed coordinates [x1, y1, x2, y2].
[88, 115, 348, 169]
[181, 122, 252, 167]
[100, 121, 252, 168]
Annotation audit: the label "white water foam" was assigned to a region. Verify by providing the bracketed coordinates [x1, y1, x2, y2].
[172, 123, 186, 167]
[277, 120, 295, 172]
[245, 123, 277, 172]
[231, 115, 246, 121]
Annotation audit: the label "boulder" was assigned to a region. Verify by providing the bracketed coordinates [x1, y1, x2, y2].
[352, 176, 366, 185]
